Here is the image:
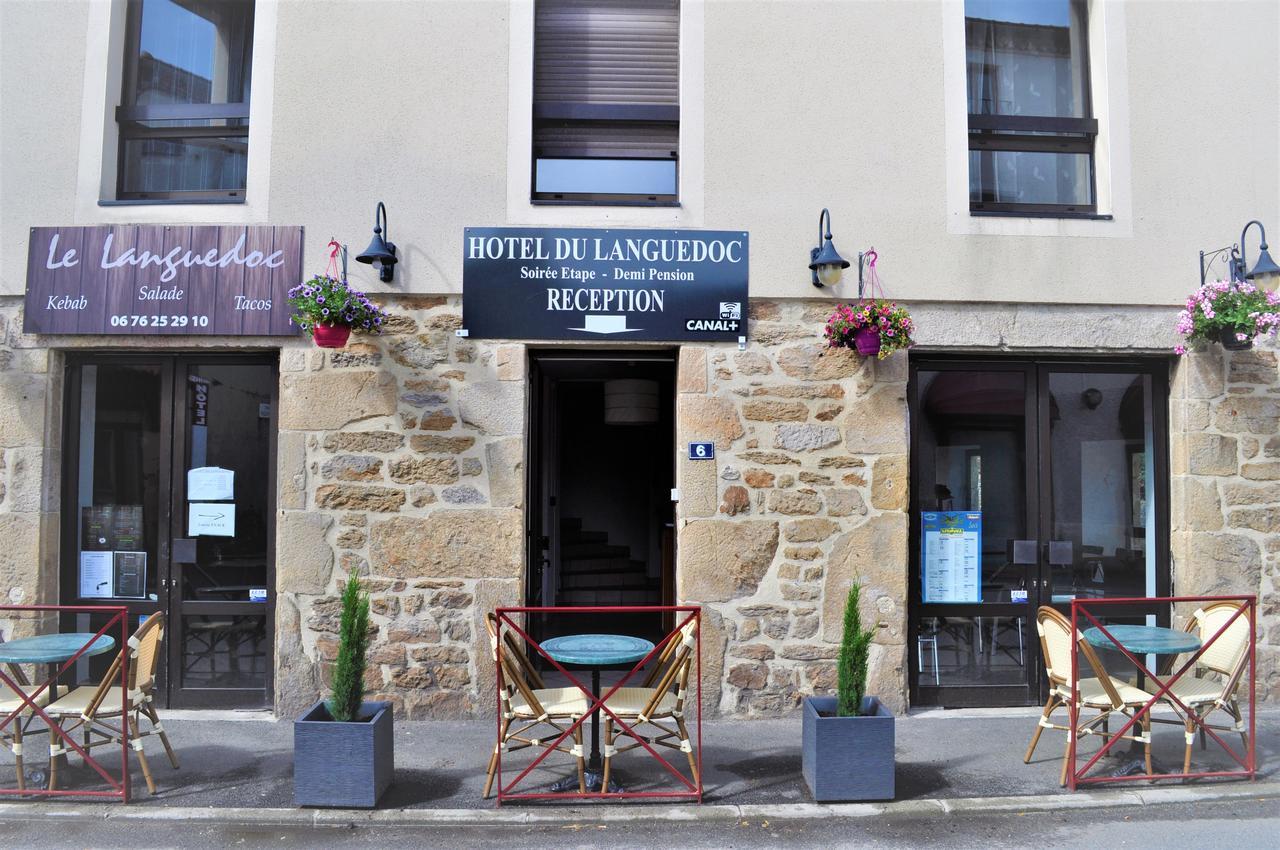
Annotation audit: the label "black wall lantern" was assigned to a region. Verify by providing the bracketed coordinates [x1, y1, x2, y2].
[808, 208, 851, 288]
[356, 201, 398, 283]
[1199, 219, 1280, 292]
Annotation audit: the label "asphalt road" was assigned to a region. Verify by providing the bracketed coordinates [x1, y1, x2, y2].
[0, 797, 1275, 849]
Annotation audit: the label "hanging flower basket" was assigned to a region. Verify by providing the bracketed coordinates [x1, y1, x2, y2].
[1174, 279, 1280, 355]
[822, 250, 915, 360]
[288, 241, 389, 349]
[312, 322, 353, 349]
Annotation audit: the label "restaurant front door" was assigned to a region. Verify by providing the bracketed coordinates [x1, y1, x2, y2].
[908, 359, 1170, 708]
[60, 354, 277, 709]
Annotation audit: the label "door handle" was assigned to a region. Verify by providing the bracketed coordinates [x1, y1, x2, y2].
[1045, 540, 1074, 566]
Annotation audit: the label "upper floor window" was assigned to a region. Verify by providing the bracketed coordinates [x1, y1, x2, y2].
[965, 0, 1096, 216]
[532, 0, 679, 205]
[117, 0, 254, 201]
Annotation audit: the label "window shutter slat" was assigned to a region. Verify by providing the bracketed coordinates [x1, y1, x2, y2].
[534, 0, 680, 105]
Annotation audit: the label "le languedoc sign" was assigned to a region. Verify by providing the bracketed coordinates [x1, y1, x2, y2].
[462, 227, 750, 342]
[24, 225, 304, 335]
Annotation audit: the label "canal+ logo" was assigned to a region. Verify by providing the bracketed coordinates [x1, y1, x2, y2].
[686, 302, 741, 333]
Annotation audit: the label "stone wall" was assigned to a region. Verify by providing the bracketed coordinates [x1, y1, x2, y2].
[1170, 342, 1280, 702]
[675, 300, 910, 716]
[275, 295, 526, 720]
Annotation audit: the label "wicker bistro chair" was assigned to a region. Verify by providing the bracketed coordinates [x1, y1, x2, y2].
[483, 614, 589, 798]
[599, 617, 698, 791]
[1, 675, 64, 792]
[1146, 601, 1251, 774]
[44, 613, 179, 794]
[1025, 606, 1155, 785]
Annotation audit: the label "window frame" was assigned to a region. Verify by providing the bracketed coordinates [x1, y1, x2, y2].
[529, 0, 680, 206]
[115, 0, 254, 202]
[965, 0, 1098, 217]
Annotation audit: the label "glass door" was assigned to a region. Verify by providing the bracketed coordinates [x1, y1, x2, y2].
[168, 358, 276, 708]
[910, 363, 1039, 706]
[61, 354, 276, 709]
[909, 359, 1169, 708]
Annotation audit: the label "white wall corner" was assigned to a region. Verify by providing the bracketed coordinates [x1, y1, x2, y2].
[505, 0, 704, 228]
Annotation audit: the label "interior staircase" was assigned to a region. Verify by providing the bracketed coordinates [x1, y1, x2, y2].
[556, 517, 661, 607]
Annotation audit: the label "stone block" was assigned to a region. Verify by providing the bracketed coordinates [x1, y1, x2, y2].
[768, 490, 822, 515]
[1242, 462, 1280, 480]
[842, 386, 908, 454]
[1186, 434, 1238, 476]
[368, 511, 522, 579]
[678, 520, 779, 602]
[419, 411, 457, 431]
[679, 454, 719, 518]
[0, 373, 45, 447]
[4, 447, 47, 512]
[1180, 351, 1226, 399]
[1227, 349, 1277, 385]
[1221, 483, 1280, 506]
[278, 430, 307, 510]
[314, 484, 406, 513]
[320, 455, 383, 482]
[485, 438, 524, 508]
[387, 332, 450, 369]
[410, 435, 476, 454]
[279, 371, 397, 431]
[274, 595, 319, 719]
[783, 518, 839, 542]
[389, 457, 459, 484]
[774, 423, 840, 452]
[744, 469, 775, 488]
[824, 488, 867, 518]
[743, 401, 808, 422]
[678, 347, 708, 393]
[679, 396, 744, 450]
[496, 345, 526, 381]
[734, 351, 773, 375]
[871, 455, 908, 511]
[1173, 478, 1223, 532]
[276, 512, 335, 595]
[822, 513, 908, 645]
[750, 384, 845, 400]
[739, 451, 799, 465]
[1227, 507, 1280, 532]
[321, 431, 405, 453]
[1180, 533, 1261, 596]
[1214, 396, 1280, 434]
[720, 485, 751, 516]
[458, 381, 524, 436]
[776, 344, 861, 380]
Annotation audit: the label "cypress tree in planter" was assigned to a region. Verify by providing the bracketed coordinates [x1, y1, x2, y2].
[294, 575, 394, 808]
[801, 582, 895, 801]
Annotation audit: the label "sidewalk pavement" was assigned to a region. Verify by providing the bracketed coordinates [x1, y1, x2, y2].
[0, 706, 1274, 823]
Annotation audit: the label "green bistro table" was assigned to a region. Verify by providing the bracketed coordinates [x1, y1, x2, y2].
[540, 633, 655, 793]
[0, 633, 118, 787]
[1082, 624, 1202, 777]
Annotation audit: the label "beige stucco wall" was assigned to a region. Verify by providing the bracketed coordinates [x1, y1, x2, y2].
[2, 0, 1277, 304]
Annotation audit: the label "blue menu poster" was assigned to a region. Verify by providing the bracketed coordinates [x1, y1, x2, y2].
[922, 511, 982, 603]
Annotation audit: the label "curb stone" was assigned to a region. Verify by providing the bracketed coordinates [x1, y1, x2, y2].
[0, 781, 1274, 828]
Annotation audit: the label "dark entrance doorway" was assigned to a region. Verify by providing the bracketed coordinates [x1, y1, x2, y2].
[526, 351, 676, 646]
[908, 358, 1170, 708]
[60, 353, 277, 709]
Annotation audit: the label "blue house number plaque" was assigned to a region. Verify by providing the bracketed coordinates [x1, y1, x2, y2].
[688, 441, 715, 460]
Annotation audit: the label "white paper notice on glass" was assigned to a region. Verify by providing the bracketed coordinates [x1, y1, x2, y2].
[189, 503, 236, 537]
[187, 467, 234, 501]
[79, 551, 115, 598]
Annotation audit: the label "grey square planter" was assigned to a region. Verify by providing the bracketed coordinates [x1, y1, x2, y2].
[801, 695, 895, 801]
[294, 700, 394, 808]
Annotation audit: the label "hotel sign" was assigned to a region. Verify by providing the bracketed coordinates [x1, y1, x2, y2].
[462, 227, 749, 341]
[24, 225, 303, 335]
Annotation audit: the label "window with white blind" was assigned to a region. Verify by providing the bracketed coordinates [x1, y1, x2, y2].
[533, 0, 679, 204]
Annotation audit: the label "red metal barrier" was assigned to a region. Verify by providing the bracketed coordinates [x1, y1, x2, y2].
[1067, 596, 1256, 789]
[493, 605, 702, 803]
[0, 605, 131, 802]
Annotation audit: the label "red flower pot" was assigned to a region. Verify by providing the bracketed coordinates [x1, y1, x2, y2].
[312, 323, 352, 349]
[854, 327, 881, 357]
